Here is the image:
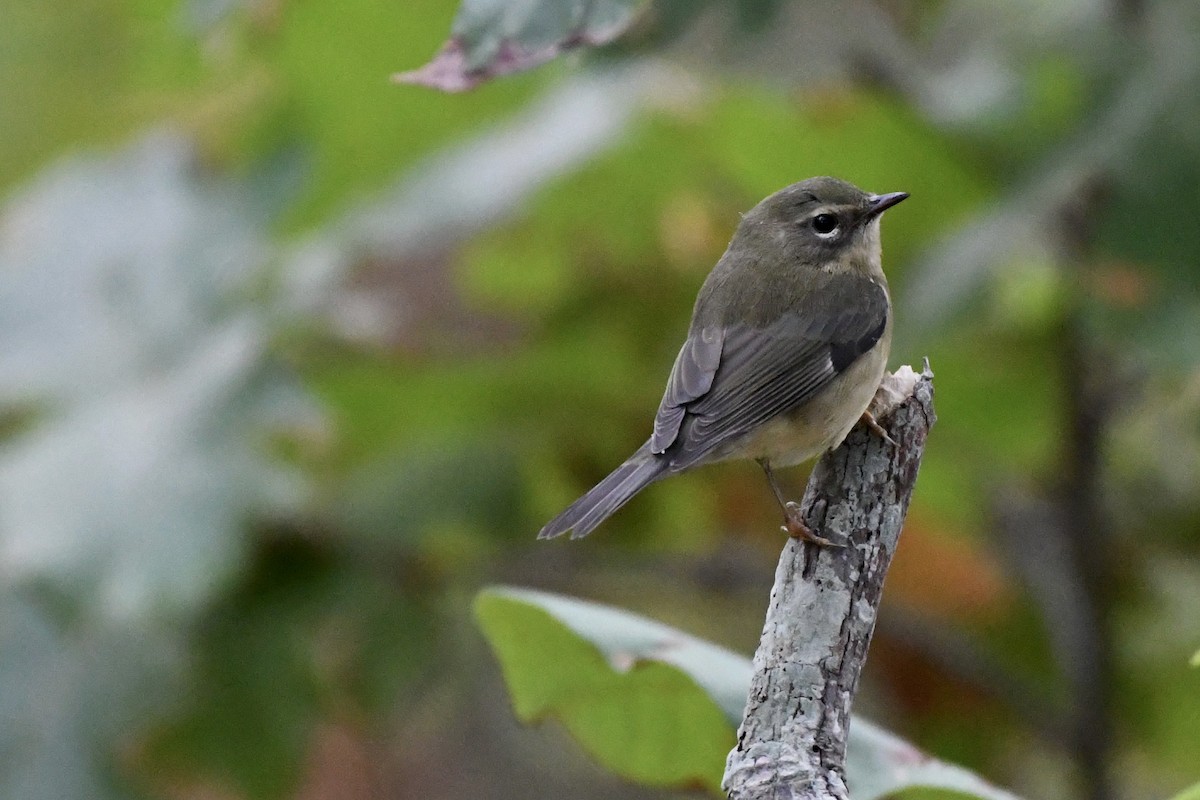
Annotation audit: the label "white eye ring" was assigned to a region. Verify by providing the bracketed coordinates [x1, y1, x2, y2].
[811, 212, 840, 238]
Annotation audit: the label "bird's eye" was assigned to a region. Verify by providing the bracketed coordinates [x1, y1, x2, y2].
[812, 213, 839, 236]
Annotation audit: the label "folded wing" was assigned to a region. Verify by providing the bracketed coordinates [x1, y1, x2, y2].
[650, 271, 888, 471]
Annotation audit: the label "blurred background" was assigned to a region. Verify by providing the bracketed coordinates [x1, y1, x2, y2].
[1, 0, 1199, 798]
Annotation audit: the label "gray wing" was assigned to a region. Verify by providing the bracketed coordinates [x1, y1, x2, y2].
[650, 272, 888, 469]
[650, 325, 725, 453]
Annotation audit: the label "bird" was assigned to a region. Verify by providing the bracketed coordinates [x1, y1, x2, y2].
[538, 176, 908, 544]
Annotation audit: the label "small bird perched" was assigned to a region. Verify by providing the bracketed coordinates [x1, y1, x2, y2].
[539, 177, 908, 544]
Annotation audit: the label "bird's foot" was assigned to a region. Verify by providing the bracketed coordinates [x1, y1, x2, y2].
[860, 410, 897, 447]
[781, 501, 845, 547]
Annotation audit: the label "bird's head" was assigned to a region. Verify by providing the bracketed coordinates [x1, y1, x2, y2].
[740, 176, 908, 275]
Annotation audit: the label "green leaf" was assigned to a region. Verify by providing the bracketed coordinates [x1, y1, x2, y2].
[476, 586, 1025, 800]
[475, 586, 735, 792]
[396, 0, 647, 91]
[1171, 782, 1200, 800]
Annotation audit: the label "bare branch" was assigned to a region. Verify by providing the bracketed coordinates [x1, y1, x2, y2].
[723, 365, 936, 800]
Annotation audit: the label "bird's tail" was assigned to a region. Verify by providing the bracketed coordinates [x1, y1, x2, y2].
[538, 442, 666, 540]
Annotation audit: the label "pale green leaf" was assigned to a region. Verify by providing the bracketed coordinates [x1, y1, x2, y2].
[0, 133, 314, 621]
[476, 586, 1026, 800]
[0, 591, 180, 800]
[475, 586, 733, 792]
[1171, 781, 1200, 800]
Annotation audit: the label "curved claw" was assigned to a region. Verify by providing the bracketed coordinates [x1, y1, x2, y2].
[861, 410, 898, 448]
[782, 502, 845, 548]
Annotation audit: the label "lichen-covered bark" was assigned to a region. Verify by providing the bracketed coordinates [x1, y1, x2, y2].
[724, 366, 936, 800]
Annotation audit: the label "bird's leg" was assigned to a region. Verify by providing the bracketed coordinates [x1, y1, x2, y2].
[860, 410, 898, 447]
[757, 459, 844, 547]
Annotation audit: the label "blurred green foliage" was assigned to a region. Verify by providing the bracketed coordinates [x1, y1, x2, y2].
[1, 0, 1199, 799]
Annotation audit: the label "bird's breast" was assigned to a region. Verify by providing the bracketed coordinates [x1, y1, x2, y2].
[719, 326, 891, 467]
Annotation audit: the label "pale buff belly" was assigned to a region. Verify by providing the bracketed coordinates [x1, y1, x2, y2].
[714, 328, 891, 468]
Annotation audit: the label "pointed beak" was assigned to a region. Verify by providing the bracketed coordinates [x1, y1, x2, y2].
[867, 191, 909, 217]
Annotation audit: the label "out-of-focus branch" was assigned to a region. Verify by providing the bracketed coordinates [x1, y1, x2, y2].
[723, 365, 935, 800]
[1054, 179, 1120, 800]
